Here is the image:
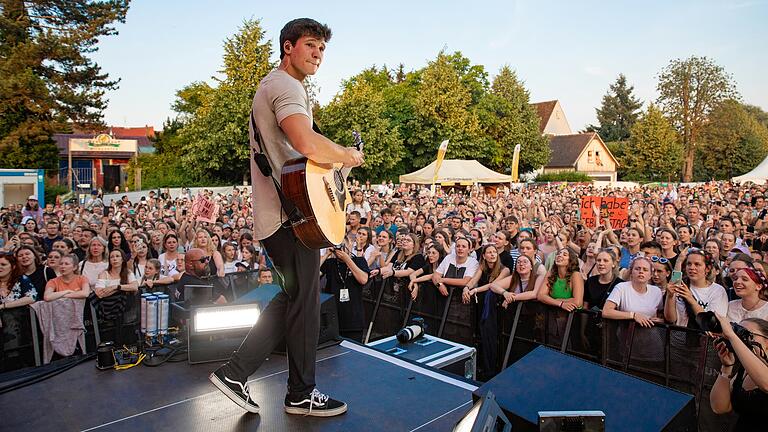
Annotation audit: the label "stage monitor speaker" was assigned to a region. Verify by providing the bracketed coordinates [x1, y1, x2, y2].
[473, 346, 696, 432]
[273, 292, 339, 354]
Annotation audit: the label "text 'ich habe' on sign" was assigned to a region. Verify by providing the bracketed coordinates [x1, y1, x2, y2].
[579, 196, 629, 229]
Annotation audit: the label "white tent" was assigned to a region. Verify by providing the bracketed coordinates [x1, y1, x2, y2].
[399, 159, 511, 185]
[733, 157, 768, 184]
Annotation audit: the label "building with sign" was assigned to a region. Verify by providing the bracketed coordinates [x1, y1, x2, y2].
[53, 126, 155, 192]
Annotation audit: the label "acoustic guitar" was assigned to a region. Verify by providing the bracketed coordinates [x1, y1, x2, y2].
[281, 131, 364, 249]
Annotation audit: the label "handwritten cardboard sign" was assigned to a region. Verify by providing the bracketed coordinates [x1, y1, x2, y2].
[191, 192, 219, 224]
[580, 196, 629, 229]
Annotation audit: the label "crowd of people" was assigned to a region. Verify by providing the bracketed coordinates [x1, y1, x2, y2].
[1, 179, 768, 429]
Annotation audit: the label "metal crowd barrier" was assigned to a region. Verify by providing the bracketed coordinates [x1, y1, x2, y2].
[1, 305, 42, 371]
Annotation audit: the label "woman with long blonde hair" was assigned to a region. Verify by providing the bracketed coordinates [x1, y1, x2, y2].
[193, 229, 225, 277]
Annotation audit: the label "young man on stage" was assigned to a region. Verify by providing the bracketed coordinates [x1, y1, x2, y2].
[209, 18, 364, 417]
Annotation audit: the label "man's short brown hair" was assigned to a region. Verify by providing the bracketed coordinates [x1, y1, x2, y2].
[279, 18, 332, 59]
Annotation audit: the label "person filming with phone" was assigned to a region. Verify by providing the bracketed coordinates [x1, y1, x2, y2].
[664, 248, 728, 326]
[708, 311, 768, 431]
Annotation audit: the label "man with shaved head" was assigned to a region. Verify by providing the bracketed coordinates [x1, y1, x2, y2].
[175, 248, 226, 304]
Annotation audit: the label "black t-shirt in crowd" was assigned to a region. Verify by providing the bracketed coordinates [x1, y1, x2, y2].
[27, 266, 56, 298]
[584, 275, 623, 310]
[321, 256, 370, 332]
[393, 253, 426, 276]
[499, 250, 514, 273]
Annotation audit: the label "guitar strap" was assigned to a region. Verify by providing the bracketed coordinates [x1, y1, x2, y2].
[250, 109, 320, 227]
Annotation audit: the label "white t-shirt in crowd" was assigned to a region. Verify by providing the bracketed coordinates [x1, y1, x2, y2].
[608, 281, 666, 362]
[223, 260, 238, 274]
[606, 281, 664, 317]
[674, 282, 729, 326]
[81, 261, 109, 288]
[95, 272, 137, 290]
[727, 299, 768, 322]
[132, 262, 146, 282]
[158, 253, 180, 277]
[346, 201, 371, 216]
[436, 255, 479, 280]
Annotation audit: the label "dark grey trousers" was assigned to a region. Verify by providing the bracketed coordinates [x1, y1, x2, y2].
[227, 226, 320, 398]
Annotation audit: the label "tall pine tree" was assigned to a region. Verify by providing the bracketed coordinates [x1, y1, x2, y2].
[0, 0, 129, 169]
[587, 74, 642, 142]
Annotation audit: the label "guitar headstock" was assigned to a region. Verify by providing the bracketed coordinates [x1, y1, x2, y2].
[352, 130, 364, 152]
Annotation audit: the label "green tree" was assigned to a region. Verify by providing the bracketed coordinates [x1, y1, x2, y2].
[179, 19, 274, 182]
[152, 117, 185, 155]
[621, 105, 683, 181]
[0, 0, 129, 169]
[743, 104, 768, 130]
[656, 56, 739, 181]
[315, 67, 404, 181]
[477, 66, 550, 173]
[172, 81, 213, 120]
[406, 51, 491, 170]
[695, 100, 768, 180]
[587, 74, 642, 142]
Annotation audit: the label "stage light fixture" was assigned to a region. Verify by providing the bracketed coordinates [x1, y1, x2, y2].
[192, 304, 260, 334]
[453, 391, 511, 432]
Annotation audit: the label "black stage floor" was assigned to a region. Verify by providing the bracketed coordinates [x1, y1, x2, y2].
[3, 341, 477, 431]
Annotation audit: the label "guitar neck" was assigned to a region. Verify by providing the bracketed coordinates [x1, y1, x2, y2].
[340, 165, 353, 179]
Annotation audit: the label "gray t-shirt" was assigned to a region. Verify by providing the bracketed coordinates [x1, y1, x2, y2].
[249, 69, 312, 240]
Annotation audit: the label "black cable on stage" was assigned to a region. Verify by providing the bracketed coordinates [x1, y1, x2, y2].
[142, 344, 188, 367]
[0, 353, 96, 395]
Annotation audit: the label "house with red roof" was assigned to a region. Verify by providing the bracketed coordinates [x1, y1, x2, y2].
[531, 101, 618, 182]
[531, 100, 572, 136]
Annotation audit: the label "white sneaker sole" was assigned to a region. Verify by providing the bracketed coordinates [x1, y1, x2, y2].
[209, 373, 260, 414]
[284, 403, 348, 417]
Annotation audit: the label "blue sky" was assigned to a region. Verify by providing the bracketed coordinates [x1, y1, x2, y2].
[93, 0, 768, 132]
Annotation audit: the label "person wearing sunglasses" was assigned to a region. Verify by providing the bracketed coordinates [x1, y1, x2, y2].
[173, 248, 226, 305]
[650, 255, 673, 296]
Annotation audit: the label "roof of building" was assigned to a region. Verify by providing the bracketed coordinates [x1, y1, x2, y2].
[111, 126, 155, 139]
[531, 100, 558, 134]
[546, 132, 598, 168]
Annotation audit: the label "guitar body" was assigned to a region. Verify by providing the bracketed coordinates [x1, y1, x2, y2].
[281, 158, 351, 249]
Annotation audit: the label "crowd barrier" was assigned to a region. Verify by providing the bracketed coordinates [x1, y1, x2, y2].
[1, 272, 741, 430]
[361, 277, 737, 432]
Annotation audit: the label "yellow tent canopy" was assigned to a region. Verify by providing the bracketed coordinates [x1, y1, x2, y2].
[399, 159, 511, 184]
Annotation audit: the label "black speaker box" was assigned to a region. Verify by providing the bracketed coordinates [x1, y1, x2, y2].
[273, 292, 339, 354]
[474, 346, 696, 432]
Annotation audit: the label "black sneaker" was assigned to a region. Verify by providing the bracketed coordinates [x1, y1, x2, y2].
[284, 388, 347, 417]
[209, 365, 260, 413]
